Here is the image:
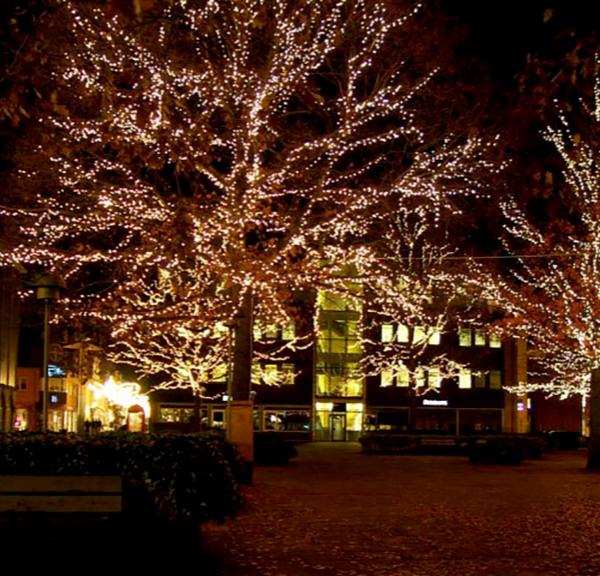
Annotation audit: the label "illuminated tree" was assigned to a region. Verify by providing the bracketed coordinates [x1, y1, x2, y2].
[341, 201, 489, 428]
[107, 258, 232, 399]
[0, 0, 498, 401]
[498, 64, 600, 401]
[107, 255, 304, 411]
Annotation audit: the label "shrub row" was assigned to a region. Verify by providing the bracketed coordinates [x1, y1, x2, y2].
[254, 432, 298, 465]
[467, 435, 546, 464]
[359, 432, 547, 463]
[359, 433, 463, 455]
[0, 432, 244, 525]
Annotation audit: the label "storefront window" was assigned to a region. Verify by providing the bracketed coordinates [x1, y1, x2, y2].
[160, 407, 193, 423]
[264, 410, 310, 432]
[211, 409, 226, 428]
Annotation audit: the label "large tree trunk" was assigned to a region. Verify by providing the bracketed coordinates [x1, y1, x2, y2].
[587, 368, 600, 468]
[230, 289, 253, 402]
[227, 289, 254, 479]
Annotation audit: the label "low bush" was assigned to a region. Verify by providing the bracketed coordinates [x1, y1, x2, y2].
[359, 433, 420, 454]
[543, 430, 582, 451]
[467, 435, 546, 465]
[0, 432, 243, 525]
[254, 432, 298, 465]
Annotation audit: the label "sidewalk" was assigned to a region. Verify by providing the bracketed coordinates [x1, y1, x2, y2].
[203, 442, 600, 576]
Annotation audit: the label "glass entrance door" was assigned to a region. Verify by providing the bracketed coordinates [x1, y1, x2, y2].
[330, 413, 346, 441]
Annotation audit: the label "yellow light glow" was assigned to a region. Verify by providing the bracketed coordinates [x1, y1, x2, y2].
[87, 375, 150, 417]
[315, 402, 333, 412]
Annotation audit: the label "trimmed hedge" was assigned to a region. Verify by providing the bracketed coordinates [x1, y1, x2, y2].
[468, 435, 546, 464]
[0, 432, 244, 524]
[359, 432, 547, 462]
[359, 433, 421, 454]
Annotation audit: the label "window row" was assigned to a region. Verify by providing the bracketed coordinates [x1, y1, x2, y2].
[381, 324, 440, 345]
[253, 322, 296, 342]
[252, 362, 295, 386]
[380, 324, 502, 348]
[381, 367, 502, 389]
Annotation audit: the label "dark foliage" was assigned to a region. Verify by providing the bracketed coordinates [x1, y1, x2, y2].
[0, 431, 244, 524]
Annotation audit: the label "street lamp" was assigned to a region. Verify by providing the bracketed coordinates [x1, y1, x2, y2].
[33, 273, 66, 433]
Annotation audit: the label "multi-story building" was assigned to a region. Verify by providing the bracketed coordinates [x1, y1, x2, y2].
[151, 291, 537, 441]
[0, 267, 20, 431]
[14, 365, 81, 432]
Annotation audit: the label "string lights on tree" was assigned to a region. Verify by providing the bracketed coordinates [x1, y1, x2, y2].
[0, 0, 500, 394]
[497, 61, 600, 399]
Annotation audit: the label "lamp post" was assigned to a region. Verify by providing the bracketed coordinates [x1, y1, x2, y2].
[33, 273, 65, 433]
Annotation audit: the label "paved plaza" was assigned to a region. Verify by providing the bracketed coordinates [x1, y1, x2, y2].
[203, 442, 600, 576]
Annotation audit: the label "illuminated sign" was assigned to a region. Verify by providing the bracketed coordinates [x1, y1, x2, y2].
[517, 402, 526, 412]
[422, 399, 449, 407]
[48, 364, 66, 378]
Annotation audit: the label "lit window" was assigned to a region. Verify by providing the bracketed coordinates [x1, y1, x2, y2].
[346, 411, 363, 432]
[489, 371, 502, 389]
[381, 369, 394, 387]
[282, 322, 296, 341]
[429, 367, 441, 388]
[281, 363, 295, 385]
[415, 367, 426, 389]
[428, 330, 441, 345]
[253, 325, 263, 340]
[317, 373, 328, 395]
[474, 330, 486, 346]
[264, 364, 279, 385]
[381, 324, 394, 342]
[265, 325, 278, 339]
[211, 410, 226, 428]
[397, 366, 410, 387]
[397, 324, 409, 343]
[473, 373, 486, 388]
[459, 368, 471, 389]
[459, 328, 472, 347]
[489, 334, 502, 348]
[413, 326, 426, 344]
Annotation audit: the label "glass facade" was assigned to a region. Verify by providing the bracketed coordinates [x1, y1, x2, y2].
[316, 362, 363, 397]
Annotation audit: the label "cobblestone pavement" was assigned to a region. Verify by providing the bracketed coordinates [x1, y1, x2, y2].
[203, 443, 600, 576]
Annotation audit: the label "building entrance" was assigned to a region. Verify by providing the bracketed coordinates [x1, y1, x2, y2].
[330, 413, 346, 441]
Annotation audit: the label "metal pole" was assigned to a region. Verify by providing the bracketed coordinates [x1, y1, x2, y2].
[42, 299, 50, 433]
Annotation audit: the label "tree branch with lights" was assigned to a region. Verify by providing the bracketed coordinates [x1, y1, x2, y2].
[1, 0, 499, 399]
[497, 60, 600, 400]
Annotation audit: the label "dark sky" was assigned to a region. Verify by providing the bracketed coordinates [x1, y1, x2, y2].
[443, 0, 599, 82]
